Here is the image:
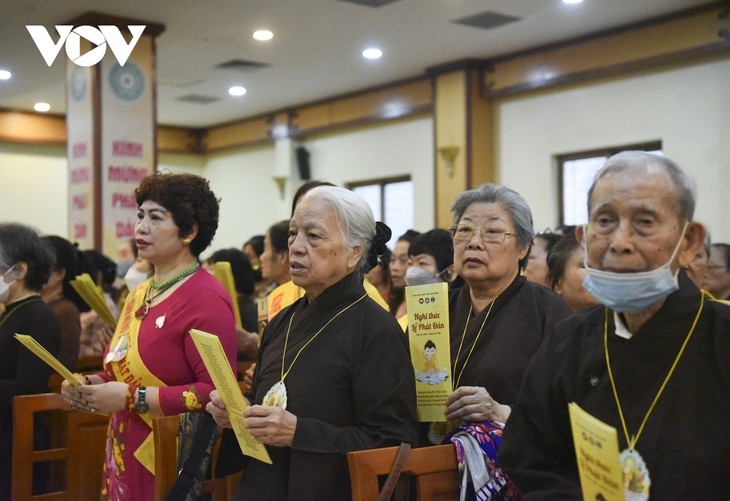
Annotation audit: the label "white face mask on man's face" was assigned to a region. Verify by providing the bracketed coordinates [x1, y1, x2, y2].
[581, 223, 687, 313]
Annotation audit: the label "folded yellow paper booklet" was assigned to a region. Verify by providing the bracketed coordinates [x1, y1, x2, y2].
[190, 329, 271, 464]
[15, 333, 81, 386]
[70, 273, 117, 325]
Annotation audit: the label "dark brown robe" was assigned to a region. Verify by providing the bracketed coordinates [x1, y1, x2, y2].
[501, 272, 730, 499]
[217, 272, 418, 500]
[0, 296, 61, 498]
[448, 275, 573, 405]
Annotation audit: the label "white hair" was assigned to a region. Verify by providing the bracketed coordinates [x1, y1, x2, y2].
[300, 186, 375, 272]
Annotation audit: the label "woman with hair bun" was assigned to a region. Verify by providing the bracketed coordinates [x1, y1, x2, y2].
[209, 185, 417, 500]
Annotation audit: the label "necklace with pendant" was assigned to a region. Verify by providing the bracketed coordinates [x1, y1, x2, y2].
[134, 262, 200, 319]
[262, 293, 368, 409]
[604, 293, 704, 499]
[452, 292, 501, 389]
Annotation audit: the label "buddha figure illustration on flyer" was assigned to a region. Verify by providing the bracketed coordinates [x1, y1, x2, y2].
[415, 339, 448, 385]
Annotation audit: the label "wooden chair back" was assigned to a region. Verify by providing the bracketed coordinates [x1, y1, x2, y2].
[348, 444, 459, 501]
[153, 415, 241, 501]
[11, 392, 109, 501]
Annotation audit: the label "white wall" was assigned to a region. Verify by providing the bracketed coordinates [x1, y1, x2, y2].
[497, 58, 730, 242]
[0, 143, 68, 236]
[4, 59, 728, 250]
[158, 152, 205, 174]
[0, 116, 434, 258]
[163, 116, 435, 258]
[196, 145, 279, 255]
[302, 116, 434, 232]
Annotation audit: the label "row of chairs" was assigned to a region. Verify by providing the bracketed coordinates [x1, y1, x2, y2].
[13, 394, 459, 501]
[12, 357, 459, 500]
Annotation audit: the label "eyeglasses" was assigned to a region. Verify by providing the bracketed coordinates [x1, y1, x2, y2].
[449, 224, 516, 244]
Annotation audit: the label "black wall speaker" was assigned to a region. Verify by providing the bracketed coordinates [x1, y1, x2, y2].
[296, 146, 311, 180]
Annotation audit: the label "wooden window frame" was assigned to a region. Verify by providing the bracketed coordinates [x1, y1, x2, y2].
[346, 175, 412, 222]
[556, 140, 662, 225]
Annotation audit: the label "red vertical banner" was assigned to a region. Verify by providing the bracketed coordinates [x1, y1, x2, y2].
[100, 36, 155, 256]
[66, 64, 97, 248]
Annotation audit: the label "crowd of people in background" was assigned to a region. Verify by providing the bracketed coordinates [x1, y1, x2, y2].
[1, 151, 729, 499]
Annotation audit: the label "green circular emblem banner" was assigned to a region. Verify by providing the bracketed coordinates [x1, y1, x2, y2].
[70, 66, 87, 102]
[109, 61, 145, 101]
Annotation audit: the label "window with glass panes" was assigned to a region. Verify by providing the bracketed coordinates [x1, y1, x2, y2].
[558, 142, 663, 226]
[348, 176, 414, 250]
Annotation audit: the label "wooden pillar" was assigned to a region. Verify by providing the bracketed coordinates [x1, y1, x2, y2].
[65, 14, 164, 254]
[430, 61, 495, 229]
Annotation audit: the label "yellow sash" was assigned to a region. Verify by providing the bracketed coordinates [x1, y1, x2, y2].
[107, 281, 166, 474]
[267, 279, 389, 321]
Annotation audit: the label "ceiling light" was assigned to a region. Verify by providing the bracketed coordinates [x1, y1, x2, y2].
[0, 69, 11, 80]
[229, 86, 247, 97]
[362, 48, 382, 60]
[562, 0, 583, 4]
[34, 102, 51, 112]
[253, 30, 273, 41]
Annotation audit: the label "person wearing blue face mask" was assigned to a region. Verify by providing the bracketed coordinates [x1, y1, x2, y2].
[501, 151, 730, 500]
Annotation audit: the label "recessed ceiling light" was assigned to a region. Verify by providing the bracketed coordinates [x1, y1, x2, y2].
[562, 0, 583, 4]
[229, 86, 247, 97]
[0, 69, 11, 80]
[362, 48, 383, 60]
[253, 30, 273, 41]
[34, 102, 51, 112]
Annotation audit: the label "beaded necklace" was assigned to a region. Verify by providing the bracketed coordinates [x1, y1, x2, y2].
[149, 262, 200, 290]
[134, 262, 200, 319]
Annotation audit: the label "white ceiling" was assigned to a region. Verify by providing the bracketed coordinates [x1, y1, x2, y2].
[0, 0, 713, 128]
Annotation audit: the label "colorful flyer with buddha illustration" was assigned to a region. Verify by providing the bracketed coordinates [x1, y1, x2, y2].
[568, 402, 625, 501]
[405, 282, 451, 422]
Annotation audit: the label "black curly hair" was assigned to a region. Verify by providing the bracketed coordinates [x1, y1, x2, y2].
[135, 173, 220, 257]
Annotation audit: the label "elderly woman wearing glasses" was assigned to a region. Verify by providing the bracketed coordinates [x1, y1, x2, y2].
[426, 184, 571, 445]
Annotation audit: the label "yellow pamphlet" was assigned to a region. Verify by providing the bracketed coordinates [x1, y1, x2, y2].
[568, 402, 625, 501]
[405, 282, 452, 422]
[189, 329, 272, 464]
[212, 262, 242, 328]
[14, 333, 81, 386]
[70, 273, 117, 325]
